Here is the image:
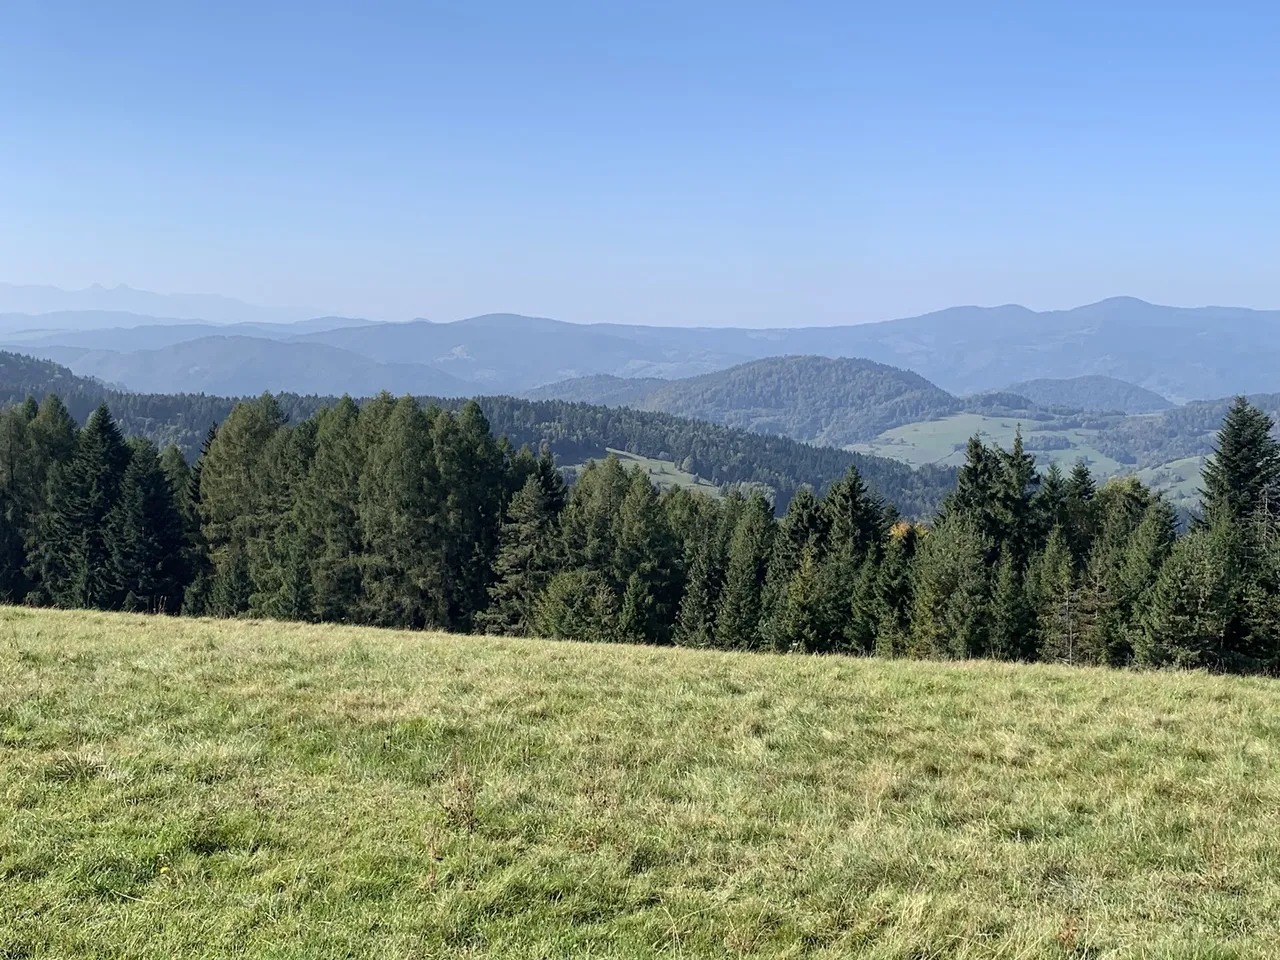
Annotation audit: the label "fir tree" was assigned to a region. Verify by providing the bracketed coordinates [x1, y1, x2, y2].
[714, 492, 774, 649]
[773, 546, 827, 653]
[39, 404, 131, 610]
[823, 465, 885, 560]
[1063, 459, 1098, 567]
[1136, 521, 1239, 669]
[908, 513, 992, 659]
[1201, 396, 1280, 525]
[106, 439, 188, 612]
[989, 546, 1036, 660]
[481, 471, 563, 635]
[1030, 527, 1079, 663]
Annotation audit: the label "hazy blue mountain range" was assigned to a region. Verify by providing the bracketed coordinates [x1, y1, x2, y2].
[1004, 375, 1173, 414]
[0, 283, 322, 325]
[5, 291, 1280, 401]
[17, 336, 475, 397]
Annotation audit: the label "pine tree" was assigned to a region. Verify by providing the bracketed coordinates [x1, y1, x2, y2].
[1201, 397, 1280, 525]
[298, 397, 365, 622]
[773, 546, 827, 653]
[480, 471, 563, 635]
[823, 465, 885, 560]
[760, 487, 827, 647]
[106, 439, 188, 613]
[989, 546, 1035, 660]
[1035, 461, 1069, 542]
[358, 396, 443, 628]
[0, 407, 34, 601]
[1030, 527, 1079, 663]
[1063, 459, 1098, 568]
[714, 493, 774, 649]
[39, 404, 131, 609]
[534, 569, 619, 643]
[871, 523, 918, 657]
[942, 435, 1004, 548]
[1135, 521, 1239, 669]
[995, 427, 1040, 566]
[209, 538, 253, 617]
[908, 513, 992, 659]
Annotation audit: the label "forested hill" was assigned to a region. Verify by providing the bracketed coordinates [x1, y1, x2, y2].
[0, 351, 109, 399]
[528, 355, 965, 445]
[1004, 375, 1173, 414]
[0, 350, 955, 516]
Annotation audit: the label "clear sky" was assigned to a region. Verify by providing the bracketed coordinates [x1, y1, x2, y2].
[2, 1, 1278, 326]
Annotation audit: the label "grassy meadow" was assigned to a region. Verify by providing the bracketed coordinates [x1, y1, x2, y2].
[2, 607, 1280, 958]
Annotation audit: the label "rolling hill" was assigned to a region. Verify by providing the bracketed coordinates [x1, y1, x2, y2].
[1003, 375, 1173, 414]
[530, 356, 964, 446]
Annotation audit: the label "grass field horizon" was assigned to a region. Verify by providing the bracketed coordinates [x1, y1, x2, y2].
[3, 606, 1279, 957]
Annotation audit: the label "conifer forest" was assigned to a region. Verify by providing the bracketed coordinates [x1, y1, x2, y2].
[2, 390, 1279, 674]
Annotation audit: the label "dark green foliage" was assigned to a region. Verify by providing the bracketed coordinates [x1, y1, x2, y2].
[4, 384, 1280, 679]
[908, 514, 992, 659]
[1200, 397, 1280, 525]
[38, 405, 131, 609]
[990, 547, 1036, 661]
[106, 439, 188, 612]
[713, 494, 775, 650]
[482, 469, 564, 636]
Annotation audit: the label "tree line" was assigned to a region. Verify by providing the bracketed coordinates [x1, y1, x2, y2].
[2, 390, 1279, 674]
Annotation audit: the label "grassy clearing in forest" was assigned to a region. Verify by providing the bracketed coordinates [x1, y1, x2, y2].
[2, 607, 1279, 958]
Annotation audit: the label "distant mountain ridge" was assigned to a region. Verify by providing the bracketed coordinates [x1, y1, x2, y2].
[5, 292, 1280, 401]
[1004, 376, 1173, 414]
[16, 336, 475, 398]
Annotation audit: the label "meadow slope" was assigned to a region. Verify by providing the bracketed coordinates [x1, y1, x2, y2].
[2, 607, 1279, 958]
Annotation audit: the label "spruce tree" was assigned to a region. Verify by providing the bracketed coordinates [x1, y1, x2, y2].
[907, 513, 992, 659]
[1201, 396, 1280, 525]
[714, 492, 775, 649]
[1063, 459, 1098, 567]
[823, 465, 885, 560]
[358, 396, 443, 628]
[39, 404, 131, 610]
[106, 439, 188, 612]
[1135, 521, 1239, 669]
[481, 471, 563, 635]
[1029, 527, 1079, 663]
[773, 546, 827, 653]
[989, 546, 1035, 660]
[871, 522, 918, 657]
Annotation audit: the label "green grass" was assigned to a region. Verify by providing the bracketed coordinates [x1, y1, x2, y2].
[4, 607, 1280, 958]
[850, 414, 1128, 475]
[567, 447, 723, 497]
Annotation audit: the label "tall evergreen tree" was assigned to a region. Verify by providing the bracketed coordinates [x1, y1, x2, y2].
[106, 439, 188, 612]
[989, 546, 1036, 660]
[1030, 526, 1079, 663]
[481, 471, 564, 635]
[39, 404, 131, 610]
[1200, 397, 1280, 525]
[908, 514, 992, 659]
[714, 492, 775, 650]
[1063, 459, 1098, 568]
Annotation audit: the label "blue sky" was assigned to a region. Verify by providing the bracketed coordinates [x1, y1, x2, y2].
[2, 1, 1278, 325]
